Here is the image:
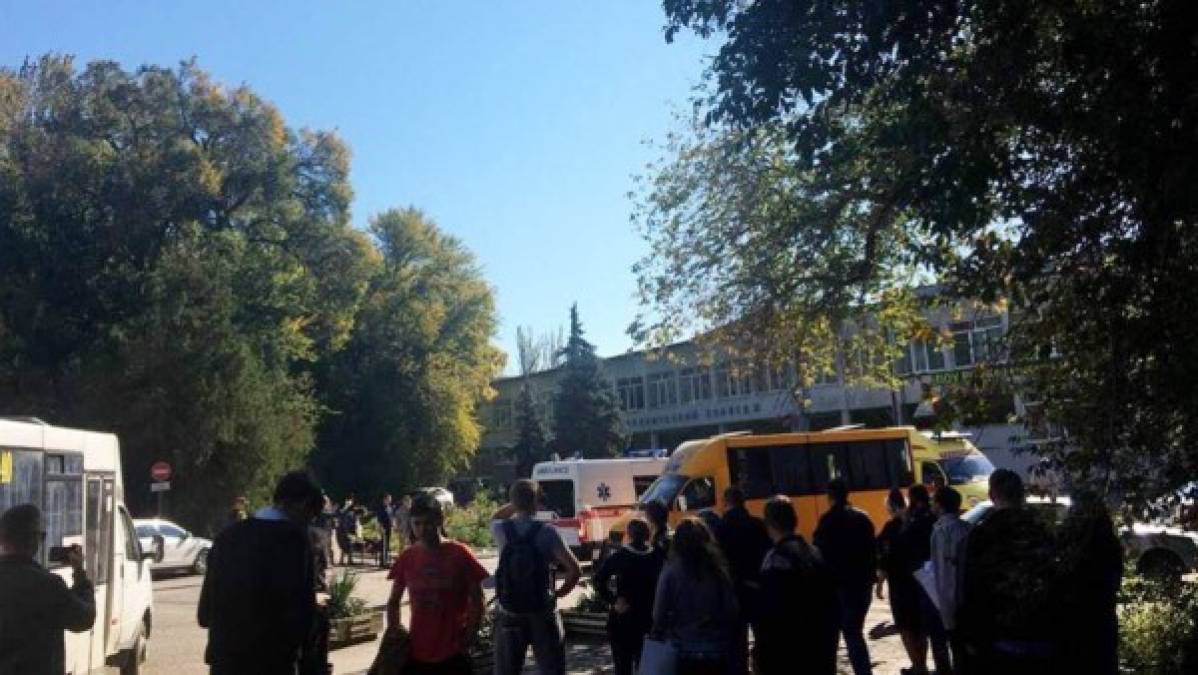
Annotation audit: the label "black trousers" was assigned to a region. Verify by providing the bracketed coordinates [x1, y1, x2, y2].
[406, 653, 473, 675]
[608, 626, 646, 675]
[379, 526, 392, 566]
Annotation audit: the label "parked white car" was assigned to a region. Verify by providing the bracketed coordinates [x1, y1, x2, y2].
[134, 518, 212, 575]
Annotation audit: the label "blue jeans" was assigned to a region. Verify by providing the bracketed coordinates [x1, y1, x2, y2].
[837, 585, 873, 675]
[493, 608, 565, 675]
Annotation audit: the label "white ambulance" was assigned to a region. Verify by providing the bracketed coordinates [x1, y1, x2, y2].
[531, 456, 667, 561]
[0, 417, 155, 674]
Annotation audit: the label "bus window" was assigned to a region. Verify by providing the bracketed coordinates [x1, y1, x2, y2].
[846, 441, 891, 491]
[922, 462, 948, 487]
[633, 475, 657, 498]
[640, 474, 688, 507]
[678, 477, 715, 512]
[86, 477, 114, 584]
[44, 454, 84, 569]
[809, 443, 850, 490]
[729, 447, 774, 498]
[0, 449, 43, 514]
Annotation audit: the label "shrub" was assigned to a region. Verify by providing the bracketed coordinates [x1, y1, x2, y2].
[444, 492, 497, 549]
[1119, 574, 1198, 673]
[327, 570, 368, 619]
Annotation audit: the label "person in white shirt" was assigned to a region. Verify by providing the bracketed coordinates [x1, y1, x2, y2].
[930, 486, 972, 673]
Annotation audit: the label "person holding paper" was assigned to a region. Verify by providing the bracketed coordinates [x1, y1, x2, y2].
[928, 486, 971, 674]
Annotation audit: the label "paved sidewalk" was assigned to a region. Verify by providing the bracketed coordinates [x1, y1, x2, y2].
[331, 559, 912, 675]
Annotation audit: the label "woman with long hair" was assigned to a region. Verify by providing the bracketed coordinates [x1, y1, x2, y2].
[651, 517, 739, 675]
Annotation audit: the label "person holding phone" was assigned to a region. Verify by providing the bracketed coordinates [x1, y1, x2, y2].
[0, 503, 96, 674]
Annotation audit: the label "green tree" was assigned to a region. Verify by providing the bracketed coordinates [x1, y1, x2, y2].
[656, 1, 1198, 507]
[0, 56, 367, 529]
[551, 305, 624, 458]
[312, 208, 502, 497]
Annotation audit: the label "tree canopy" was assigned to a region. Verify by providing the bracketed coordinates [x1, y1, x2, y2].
[552, 305, 624, 458]
[0, 56, 500, 529]
[312, 208, 502, 497]
[653, 0, 1198, 505]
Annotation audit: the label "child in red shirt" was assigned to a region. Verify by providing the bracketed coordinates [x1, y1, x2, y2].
[386, 494, 489, 674]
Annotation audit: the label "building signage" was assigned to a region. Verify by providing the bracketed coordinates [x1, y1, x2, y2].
[627, 402, 765, 430]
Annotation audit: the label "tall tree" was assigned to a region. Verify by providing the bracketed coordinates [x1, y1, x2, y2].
[656, 0, 1198, 508]
[312, 208, 502, 497]
[511, 327, 549, 477]
[0, 56, 367, 529]
[552, 305, 624, 458]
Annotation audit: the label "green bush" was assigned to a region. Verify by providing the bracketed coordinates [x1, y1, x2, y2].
[327, 570, 368, 619]
[445, 493, 497, 549]
[1119, 575, 1198, 673]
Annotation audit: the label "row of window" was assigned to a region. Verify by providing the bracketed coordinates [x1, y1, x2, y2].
[895, 316, 1005, 375]
[728, 439, 913, 499]
[487, 316, 1006, 428]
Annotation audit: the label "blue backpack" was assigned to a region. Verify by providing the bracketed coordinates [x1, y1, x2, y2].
[496, 520, 553, 613]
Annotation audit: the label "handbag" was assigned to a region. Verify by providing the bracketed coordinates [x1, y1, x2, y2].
[366, 625, 410, 675]
[639, 637, 677, 675]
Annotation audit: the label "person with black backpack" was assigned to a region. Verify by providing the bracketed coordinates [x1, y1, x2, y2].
[489, 479, 582, 675]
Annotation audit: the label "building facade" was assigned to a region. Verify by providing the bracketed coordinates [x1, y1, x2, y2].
[480, 298, 1042, 477]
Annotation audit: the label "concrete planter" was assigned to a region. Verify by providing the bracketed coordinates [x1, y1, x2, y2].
[328, 610, 384, 650]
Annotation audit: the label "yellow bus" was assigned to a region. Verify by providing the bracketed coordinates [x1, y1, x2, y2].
[616, 426, 993, 542]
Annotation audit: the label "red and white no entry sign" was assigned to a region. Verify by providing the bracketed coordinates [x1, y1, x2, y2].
[150, 461, 172, 482]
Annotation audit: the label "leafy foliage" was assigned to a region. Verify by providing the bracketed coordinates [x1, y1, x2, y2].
[327, 569, 368, 620]
[551, 305, 624, 458]
[657, 0, 1198, 506]
[0, 57, 500, 530]
[444, 492, 497, 549]
[312, 208, 503, 498]
[1118, 575, 1198, 673]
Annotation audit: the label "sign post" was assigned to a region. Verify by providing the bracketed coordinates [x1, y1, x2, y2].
[151, 461, 172, 517]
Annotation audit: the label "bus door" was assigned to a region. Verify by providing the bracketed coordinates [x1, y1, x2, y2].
[85, 474, 115, 669]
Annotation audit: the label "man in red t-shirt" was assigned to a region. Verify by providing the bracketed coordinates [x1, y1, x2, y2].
[386, 493, 489, 674]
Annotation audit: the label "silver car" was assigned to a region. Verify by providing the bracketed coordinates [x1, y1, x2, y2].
[134, 518, 212, 575]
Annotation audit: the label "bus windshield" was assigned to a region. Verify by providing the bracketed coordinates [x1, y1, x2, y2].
[638, 473, 688, 507]
[939, 452, 996, 485]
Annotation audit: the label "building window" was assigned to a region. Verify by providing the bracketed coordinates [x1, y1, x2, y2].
[715, 364, 752, 398]
[950, 317, 1005, 368]
[617, 376, 645, 411]
[911, 340, 945, 372]
[679, 367, 712, 403]
[491, 401, 513, 430]
[647, 372, 678, 409]
[971, 316, 1005, 363]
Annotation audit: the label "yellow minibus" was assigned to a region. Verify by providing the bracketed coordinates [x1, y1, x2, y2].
[615, 426, 993, 542]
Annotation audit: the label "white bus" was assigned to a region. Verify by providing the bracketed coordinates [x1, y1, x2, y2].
[0, 417, 154, 674]
[532, 456, 667, 561]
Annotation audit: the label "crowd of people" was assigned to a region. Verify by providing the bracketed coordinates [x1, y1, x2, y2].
[0, 466, 1124, 675]
[578, 469, 1123, 675]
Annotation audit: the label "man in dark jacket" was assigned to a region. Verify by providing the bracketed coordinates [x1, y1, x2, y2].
[959, 469, 1056, 675]
[0, 503, 96, 674]
[757, 497, 839, 675]
[718, 486, 772, 675]
[198, 471, 324, 675]
[813, 478, 877, 675]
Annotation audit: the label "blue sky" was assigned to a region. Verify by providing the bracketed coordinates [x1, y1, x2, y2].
[0, 1, 711, 370]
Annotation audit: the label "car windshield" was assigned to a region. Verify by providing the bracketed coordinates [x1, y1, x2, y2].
[639, 473, 688, 507]
[939, 452, 996, 485]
